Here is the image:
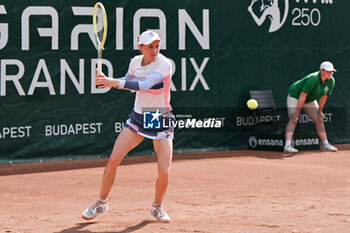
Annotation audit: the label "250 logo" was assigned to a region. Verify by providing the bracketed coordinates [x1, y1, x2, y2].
[292, 7, 320, 26]
[248, 0, 334, 33]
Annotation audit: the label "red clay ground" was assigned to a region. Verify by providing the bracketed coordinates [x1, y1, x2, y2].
[1, 145, 350, 233]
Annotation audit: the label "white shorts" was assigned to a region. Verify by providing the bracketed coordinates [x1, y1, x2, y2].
[287, 95, 319, 121]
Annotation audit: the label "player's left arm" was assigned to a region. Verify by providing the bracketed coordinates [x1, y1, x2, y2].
[95, 74, 120, 88]
[317, 95, 328, 120]
[317, 77, 335, 119]
[119, 72, 164, 91]
[119, 61, 170, 91]
[95, 71, 163, 90]
[96, 60, 170, 90]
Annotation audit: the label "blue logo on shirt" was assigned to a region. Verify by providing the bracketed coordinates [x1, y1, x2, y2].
[143, 110, 162, 129]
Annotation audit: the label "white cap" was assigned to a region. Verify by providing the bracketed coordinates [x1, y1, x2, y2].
[137, 30, 161, 45]
[320, 61, 336, 72]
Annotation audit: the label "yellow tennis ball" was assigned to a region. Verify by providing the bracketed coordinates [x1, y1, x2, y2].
[247, 99, 258, 110]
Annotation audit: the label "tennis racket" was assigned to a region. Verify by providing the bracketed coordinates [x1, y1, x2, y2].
[92, 2, 107, 74]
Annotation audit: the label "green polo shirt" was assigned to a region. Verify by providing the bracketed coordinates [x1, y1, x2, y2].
[288, 71, 335, 103]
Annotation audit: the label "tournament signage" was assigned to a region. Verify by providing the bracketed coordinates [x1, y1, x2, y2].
[248, 0, 335, 33]
[247, 133, 320, 151]
[0, 0, 349, 163]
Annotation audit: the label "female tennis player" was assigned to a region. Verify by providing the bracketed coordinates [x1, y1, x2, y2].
[82, 30, 173, 223]
[284, 61, 337, 153]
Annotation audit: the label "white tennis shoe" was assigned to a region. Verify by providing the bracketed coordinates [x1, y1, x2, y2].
[82, 199, 109, 220]
[150, 202, 171, 223]
[284, 145, 298, 153]
[323, 144, 337, 152]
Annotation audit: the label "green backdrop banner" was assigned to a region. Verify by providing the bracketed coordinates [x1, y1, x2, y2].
[0, 0, 349, 163]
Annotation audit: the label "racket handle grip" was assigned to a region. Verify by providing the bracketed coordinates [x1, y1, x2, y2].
[97, 58, 102, 74]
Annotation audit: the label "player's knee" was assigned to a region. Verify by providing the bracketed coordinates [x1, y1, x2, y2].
[287, 118, 298, 126]
[108, 154, 123, 167]
[290, 118, 299, 125]
[313, 118, 323, 125]
[158, 169, 170, 180]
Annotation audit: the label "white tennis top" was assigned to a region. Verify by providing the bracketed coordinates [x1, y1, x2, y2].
[127, 53, 172, 114]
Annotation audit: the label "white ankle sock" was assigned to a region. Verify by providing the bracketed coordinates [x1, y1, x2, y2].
[323, 140, 329, 145]
[285, 140, 291, 147]
[98, 198, 108, 203]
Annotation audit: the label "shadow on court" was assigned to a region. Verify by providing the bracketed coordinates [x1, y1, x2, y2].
[56, 220, 154, 233]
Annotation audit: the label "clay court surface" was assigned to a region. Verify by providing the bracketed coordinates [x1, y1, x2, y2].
[1, 145, 350, 233]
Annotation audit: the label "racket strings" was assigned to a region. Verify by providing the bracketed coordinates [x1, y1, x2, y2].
[96, 7, 105, 44]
